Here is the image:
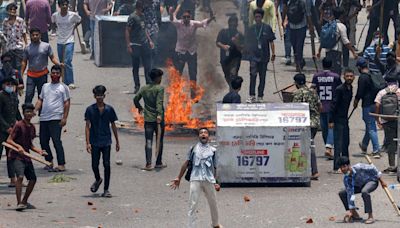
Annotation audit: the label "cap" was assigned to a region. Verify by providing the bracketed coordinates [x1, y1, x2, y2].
[356, 57, 368, 68]
[293, 74, 306, 85]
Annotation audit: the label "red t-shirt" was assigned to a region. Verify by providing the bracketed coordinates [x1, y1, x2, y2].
[8, 120, 36, 162]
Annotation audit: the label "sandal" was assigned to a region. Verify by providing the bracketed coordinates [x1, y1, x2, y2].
[90, 178, 103, 193]
[101, 190, 112, 198]
[365, 218, 375, 224]
[141, 165, 153, 171]
[55, 166, 66, 172]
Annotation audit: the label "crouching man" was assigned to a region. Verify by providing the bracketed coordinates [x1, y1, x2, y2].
[337, 156, 387, 224]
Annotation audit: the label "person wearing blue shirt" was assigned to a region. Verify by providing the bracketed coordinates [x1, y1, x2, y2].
[85, 85, 120, 198]
[337, 156, 387, 224]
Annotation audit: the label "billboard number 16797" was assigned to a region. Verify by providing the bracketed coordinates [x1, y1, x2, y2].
[237, 156, 269, 166]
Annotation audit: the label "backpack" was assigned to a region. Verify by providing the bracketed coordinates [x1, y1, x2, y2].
[320, 20, 338, 49]
[287, 0, 305, 24]
[184, 147, 194, 181]
[380, 88, 399, 121]
[369, 72, 387, 94]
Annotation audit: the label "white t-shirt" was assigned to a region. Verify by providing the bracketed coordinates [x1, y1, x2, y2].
[39, 82, 70, 121]
[51, 11, 81, 44]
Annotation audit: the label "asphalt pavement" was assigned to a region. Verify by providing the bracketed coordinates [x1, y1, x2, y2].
[1, 0, 400, 227]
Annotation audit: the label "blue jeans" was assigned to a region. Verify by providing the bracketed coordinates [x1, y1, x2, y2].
[361, 105, 380, 152]
[289, 26, 306, 67]
[40, 120, 65, 166]
[333, 119, 349, 170]
[284, 26, 291, 58]
[320, 112, 334, 148]
[57, 43, 75, 85]
[90, 19, 95, 56]
[25, 74, 47, 103]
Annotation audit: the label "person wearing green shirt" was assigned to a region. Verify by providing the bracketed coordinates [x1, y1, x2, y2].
[133, 68, 166, 171]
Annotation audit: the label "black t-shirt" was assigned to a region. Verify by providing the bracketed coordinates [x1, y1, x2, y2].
[222, 91, 241, 103]
[247, 23, 275, 62]
[126, 12, 148, 46]
[216, 28, 244, 63]
[355, 72, 376, 107]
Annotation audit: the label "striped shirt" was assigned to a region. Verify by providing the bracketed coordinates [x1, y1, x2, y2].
[363, 44, 391, 74]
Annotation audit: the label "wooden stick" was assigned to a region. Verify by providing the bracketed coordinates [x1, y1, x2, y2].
[155, 123, 161, 159]
[369, 112, 400, 118]
[30, 149, 48, 156]
[2, 142, 52, 166]
[364, 155, 400, 216]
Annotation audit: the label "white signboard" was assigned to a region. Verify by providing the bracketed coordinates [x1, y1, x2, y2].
[216, 103, 311, 183]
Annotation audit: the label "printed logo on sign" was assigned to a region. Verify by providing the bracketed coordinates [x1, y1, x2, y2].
[240, 150, 268, 155]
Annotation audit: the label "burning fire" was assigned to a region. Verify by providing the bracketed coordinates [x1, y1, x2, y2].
[132, 60, 215, 131]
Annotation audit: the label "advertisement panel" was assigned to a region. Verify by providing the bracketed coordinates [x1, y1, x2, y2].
[216, 103, 311, 184]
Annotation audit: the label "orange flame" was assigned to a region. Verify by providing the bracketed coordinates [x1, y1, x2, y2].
[131, 59, 215, 131]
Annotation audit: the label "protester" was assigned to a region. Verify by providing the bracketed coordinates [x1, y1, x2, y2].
[337, 156, 387, 224]
[170, 8, 214, 96]
[311, 57, 341, 159]
[52, 0, 82, 89]
[282, 0, 314, 72]
[363, 0, 388, 51]
[126, 0, 153, 94]
[114, 0, 135, 15]
[292, 73, 320, 180]
[2, 2, 27, 75]
[374, 73, 400, 172]
[329, 69, 354, 173]
[246, 8, 275, 103]
[34, 64, 70, 172]
[77, 0, 91, 47]
[143, 0, 161, 67]
[317, 6, 357, 76]
[25, 0, 52, 42]
[0, 77, 21, 187]
[216, 15, 244, 89]
[222, 75, 243, 103]
[83, 0, 113, 59]
[248, 0, 276, 32]
[133, 68, 166, 171]
[7, 103, 44, 211]
[170, 127, 222, 228]
[276, 0, 292, 65]
[0, 52, 24, 91]
[363, 32, 390, 74]
[353, 57, 380, 156]
[21, 28, 60, 104]
[85, 85, 120, 197]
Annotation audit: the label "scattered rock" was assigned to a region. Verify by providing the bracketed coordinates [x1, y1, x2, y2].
[329, 216, 335, 221]
[134, 209, 139, 213]
[92, 207, 97, 211]
[244, 195, 250, 202]
[306, 218, 313, 224]
[88, 201, 94, 206]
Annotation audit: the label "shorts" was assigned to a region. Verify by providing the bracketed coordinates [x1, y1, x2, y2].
[10, 159, 37, 181]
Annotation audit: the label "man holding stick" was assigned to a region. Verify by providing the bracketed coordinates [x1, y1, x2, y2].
[133, 68, 165, 171]
[337, 156, 387, 224]
[7, 103, 45, 211]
